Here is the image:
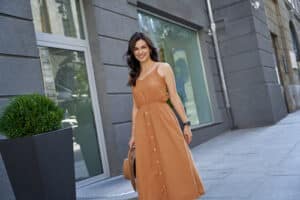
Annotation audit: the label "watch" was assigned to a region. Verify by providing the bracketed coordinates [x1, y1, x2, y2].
[183, 120, 191, 127]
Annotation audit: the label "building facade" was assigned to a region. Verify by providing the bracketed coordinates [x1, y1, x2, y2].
[211, 0, 287, 128]
[0, 0, 297, 186]
[264, 0, 300, 112]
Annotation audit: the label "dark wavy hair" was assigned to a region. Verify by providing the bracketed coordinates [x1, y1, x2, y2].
[126, 32, 159, 87]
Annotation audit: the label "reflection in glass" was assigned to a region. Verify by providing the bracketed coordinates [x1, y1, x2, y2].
[31, 0, 85, 39]
[138, 12, 213, 125]
[39, 47, 102, 181]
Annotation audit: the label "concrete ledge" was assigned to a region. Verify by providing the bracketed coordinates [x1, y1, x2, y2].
[76, 175, 137, 200]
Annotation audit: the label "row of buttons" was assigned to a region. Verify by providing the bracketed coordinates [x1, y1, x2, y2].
[144, 110, 167, 195]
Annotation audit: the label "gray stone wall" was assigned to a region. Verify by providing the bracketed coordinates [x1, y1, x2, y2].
[264, 0, 300, 112]
[0, 0, 44, 109]
[212, 0, 287, 128]
[288, 3, 300, 109]
[83, 0, 139, 176]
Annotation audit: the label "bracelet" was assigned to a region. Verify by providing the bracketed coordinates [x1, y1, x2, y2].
[183, 120, 191, 127]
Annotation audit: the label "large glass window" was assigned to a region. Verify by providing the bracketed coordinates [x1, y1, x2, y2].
[31, 0, 85, 39]
[138, 12, 213, 126]
[31, 0, 109, 182]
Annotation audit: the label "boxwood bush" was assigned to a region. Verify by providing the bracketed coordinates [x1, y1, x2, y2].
[0, 94, 64, 139]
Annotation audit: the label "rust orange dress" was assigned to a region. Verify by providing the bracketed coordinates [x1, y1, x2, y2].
[132, 64, 205, 200]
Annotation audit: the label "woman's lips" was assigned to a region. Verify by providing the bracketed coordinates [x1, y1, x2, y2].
[137, 55, 146, 59]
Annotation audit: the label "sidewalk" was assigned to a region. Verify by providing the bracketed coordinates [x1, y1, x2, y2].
[77, 110, 300, 200]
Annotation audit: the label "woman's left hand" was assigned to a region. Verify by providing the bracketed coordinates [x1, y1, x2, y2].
[183, 126, 192, 144]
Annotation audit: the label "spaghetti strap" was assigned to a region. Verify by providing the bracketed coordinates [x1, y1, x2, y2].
[137, 63, 159, 81]
[154, 64, 164, 80]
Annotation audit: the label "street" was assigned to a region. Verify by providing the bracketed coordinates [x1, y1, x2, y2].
[197, 110, 300, 200]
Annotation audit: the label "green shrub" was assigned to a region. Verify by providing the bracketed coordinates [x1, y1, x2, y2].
[0, 94, 64, 139]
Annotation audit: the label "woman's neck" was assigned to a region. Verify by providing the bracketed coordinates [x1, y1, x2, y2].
[140, 59, 155, 71]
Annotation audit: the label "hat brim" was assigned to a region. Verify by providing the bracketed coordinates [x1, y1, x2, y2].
[123, 147, 137, 191]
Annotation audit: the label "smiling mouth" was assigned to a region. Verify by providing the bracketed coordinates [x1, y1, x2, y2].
[138, 55, 146, 59]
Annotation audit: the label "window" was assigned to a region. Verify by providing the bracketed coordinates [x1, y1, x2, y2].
[290, 22, 300, 61]
[30, 0, 109, 182]
[138, 12, 213, 126]
[31, 0, 85, 39]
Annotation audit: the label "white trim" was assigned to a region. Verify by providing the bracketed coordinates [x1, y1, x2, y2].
[191, 121, 217, 130]
[81, 45, 111, 180]
[36, 40, 86, 51]
[76, 173, 110, 188]
[35, 32, 88, 48]
[196, 34, 215, 124]
[79, 0, 110, 180]
[34, 0, 110, 182]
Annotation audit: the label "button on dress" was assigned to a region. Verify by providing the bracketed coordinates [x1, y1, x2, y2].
[132, 64, 205, 200]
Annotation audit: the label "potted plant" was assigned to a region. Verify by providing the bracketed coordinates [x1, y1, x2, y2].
[0, 94, 75, 200]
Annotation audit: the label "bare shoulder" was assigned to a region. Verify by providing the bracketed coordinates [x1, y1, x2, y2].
[157, 62, 172, 78]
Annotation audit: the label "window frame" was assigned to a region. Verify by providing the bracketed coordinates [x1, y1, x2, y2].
[32, 0, 110, 186]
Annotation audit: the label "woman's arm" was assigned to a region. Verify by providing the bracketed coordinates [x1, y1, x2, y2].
[160, 63, 192, 143]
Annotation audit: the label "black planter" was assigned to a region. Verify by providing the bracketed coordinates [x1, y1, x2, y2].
[0, 128, 75, 200]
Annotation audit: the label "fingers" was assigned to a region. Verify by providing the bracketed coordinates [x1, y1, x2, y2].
[131, 143, 136, 149]
[187, 135, 192, 144]
[183, 127, 192, 144]
[184, 133, 192, 144]
[183, 134, 187, 143]
[128, 140, 136, 149]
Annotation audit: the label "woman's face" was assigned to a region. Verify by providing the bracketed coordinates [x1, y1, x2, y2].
[133, 39, 151, 63]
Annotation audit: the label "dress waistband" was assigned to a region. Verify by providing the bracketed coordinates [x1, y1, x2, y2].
[138, 101, 167, 110]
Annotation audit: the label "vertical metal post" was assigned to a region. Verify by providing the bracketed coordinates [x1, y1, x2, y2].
[206, 0, 235, 127]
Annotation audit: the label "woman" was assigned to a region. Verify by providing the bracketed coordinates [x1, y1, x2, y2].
[126, 32, 205, 200]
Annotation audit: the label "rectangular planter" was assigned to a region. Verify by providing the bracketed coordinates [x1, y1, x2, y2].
[0, 128, 75, 200]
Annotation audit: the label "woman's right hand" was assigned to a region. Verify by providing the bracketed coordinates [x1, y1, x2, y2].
[128, 136, 135, 149]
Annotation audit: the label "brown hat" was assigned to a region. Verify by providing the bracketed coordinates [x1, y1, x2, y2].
[123, 147, 136, 191]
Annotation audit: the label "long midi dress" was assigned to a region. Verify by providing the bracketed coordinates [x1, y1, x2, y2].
[132, 64, 205, 200]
